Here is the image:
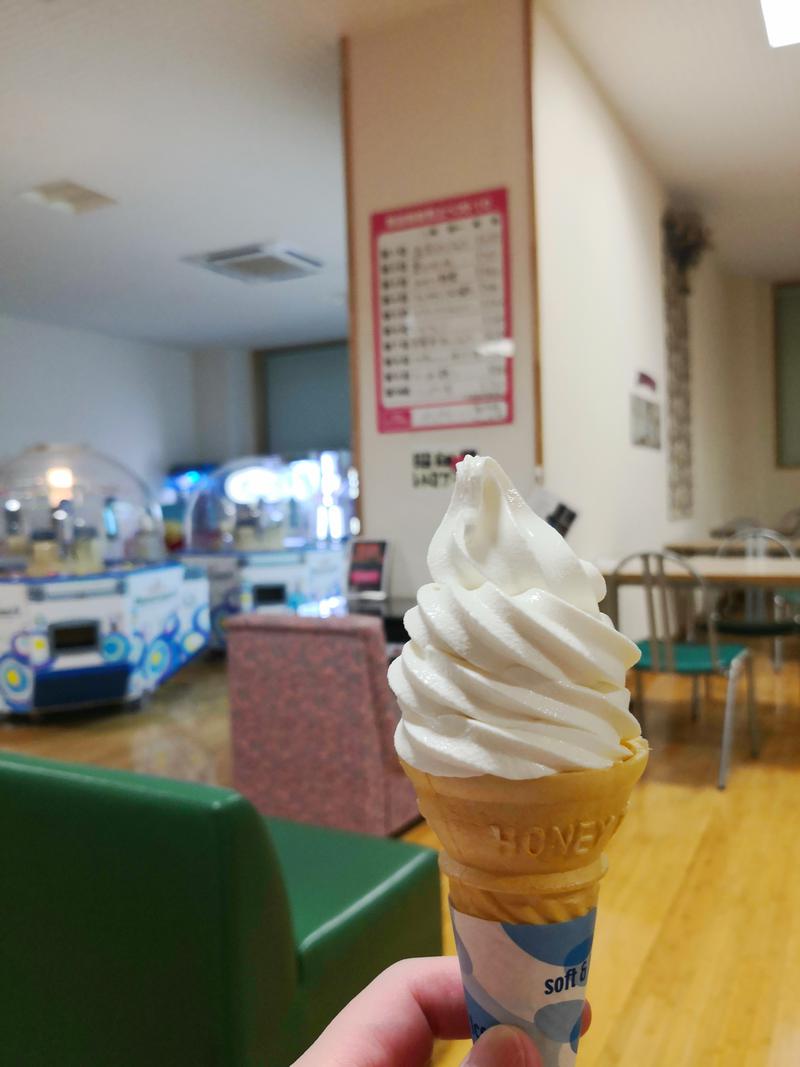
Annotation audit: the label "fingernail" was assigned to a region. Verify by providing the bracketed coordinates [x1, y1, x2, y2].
[462, 1025, 539, 1067]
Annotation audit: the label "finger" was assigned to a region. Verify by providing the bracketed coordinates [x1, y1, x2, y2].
[459, 1001, 591, 1066]
[293, 956, 470, 1067]
[461, 1025, 542, 1067]
[581, 1000, 592, 1036]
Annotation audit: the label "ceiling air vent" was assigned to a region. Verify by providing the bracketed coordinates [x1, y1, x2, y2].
[184, 242, 323, 283]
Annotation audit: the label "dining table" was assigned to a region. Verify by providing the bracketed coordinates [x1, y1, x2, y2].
[598, 554, 800, 625]
[664, 537, 800, 557]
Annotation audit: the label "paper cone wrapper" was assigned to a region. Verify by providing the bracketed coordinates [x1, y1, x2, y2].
[401, 737, 648, 1064]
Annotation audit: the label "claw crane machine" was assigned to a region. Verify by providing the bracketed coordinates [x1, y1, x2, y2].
[180, 451, 355, 646]
[0, 444, 210, 714]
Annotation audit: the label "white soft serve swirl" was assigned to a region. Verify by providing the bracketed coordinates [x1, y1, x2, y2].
[389, 455, 641, 779]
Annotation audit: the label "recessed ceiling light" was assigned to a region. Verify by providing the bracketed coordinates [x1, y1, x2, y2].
[760, 0, 800, 48]
[19, 180, 116, 215]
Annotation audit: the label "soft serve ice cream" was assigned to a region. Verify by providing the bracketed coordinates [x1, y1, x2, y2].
[392, 456, 648, 1064]
[389, 455, 641, 779]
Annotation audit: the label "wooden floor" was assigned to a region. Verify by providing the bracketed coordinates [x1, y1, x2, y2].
[3, 643, 800, 1066]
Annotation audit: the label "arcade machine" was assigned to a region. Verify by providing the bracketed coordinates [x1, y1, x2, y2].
[0, 444, 210, 714]
[159, 462, 217, 551]
[181, 451, 355, 647]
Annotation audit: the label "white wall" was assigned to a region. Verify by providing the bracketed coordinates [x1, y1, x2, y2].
[346, 0, 538, 596]
[535, 7, 671, 563]
[724, 278, 800, 524]
[534, 8, 758, 564]
[0, 313, 195, 487]
[532, 8, 787, 635]
[685, 255, 748, 531]
[345, 0, 765, 609]
[192, 348, 255, 463]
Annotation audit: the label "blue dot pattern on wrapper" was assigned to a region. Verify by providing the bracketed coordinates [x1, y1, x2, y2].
[534, 1000, 585, 1051]
[570, 1013, 582, 1053]
[463, 987, 506, 1040]
[451, 906, 597, 1067]
[462, 981, 536, 1038]
[501, 910, 596, 966]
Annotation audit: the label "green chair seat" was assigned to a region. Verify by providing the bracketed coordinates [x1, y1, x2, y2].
[268, 817, 441, 1060]
[611, 551, 761, 789]
[635, 639, 747, 674]
[0, 752, 441, 1067]
[268, 816, 439, 983]
[716, 618, 796, 637]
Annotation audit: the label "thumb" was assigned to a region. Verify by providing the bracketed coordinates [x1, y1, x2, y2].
[461, 1025, 542, 1067]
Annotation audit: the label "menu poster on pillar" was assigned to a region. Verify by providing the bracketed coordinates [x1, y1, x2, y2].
[371, 187, 513, 433]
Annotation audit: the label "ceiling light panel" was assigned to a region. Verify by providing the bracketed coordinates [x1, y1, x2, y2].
[19, 180, 116, 215]
[760, 0, 800, 48]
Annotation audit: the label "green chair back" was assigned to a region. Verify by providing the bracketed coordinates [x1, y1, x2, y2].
[0, 752, 297, 1067]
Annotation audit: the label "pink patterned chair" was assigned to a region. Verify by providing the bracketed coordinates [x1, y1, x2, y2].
[226, 613, 419, 836]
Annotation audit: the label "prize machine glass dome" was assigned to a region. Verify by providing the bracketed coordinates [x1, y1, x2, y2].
[0, 444, 210, 714]
[182, 451, 356, 646]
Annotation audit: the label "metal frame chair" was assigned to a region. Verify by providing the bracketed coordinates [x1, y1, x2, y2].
[775, 507, 800, 538]
[613, 551, 759, 789]
[709, 516, 759, 539]
[715, 527, 797, 671]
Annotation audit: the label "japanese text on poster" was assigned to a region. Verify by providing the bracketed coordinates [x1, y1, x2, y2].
[372, 188, 513, 433]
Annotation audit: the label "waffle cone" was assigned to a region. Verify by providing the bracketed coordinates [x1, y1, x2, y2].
[402, 736, 648, 924]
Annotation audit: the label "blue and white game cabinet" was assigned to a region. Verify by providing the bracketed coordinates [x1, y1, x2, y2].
[0, 443, 210, 714]
[179, 452, 355, 647]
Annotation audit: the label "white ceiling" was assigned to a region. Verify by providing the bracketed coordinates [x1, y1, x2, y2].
[4, 1, 799, 352]
[0, 0, 450, 349]
[545, 0, 800, 280]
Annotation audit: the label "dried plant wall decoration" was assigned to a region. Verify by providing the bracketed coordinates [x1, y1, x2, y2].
[662, 210, 711, 519]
